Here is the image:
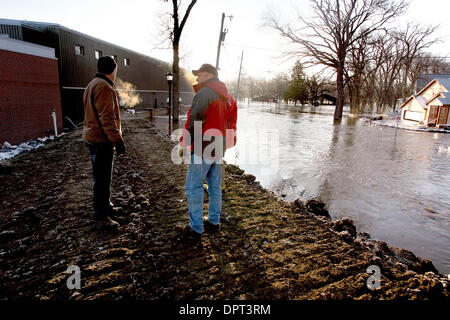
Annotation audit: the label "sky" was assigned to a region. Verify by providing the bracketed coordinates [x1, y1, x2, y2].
[1, 0, 450, 82]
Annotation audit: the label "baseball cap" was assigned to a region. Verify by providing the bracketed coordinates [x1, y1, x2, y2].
[192, 63, 218, 77]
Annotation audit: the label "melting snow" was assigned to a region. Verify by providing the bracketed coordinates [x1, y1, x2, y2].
[0, 135, 61, 162]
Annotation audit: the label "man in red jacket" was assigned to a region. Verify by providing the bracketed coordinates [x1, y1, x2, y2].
[177, 64, 237, 238]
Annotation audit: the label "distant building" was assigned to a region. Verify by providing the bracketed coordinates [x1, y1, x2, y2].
[0, 36, 62, 145]
[0, 18, 194, 128]
[400, 77, 450, 127]
[320, 93, 337, 105]
[252, 95, 278, 103]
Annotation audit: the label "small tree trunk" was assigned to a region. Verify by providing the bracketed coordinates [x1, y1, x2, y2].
[349, 83, 362, 115]
[172, 42, 180, 122]
[334, 64, 345, 120]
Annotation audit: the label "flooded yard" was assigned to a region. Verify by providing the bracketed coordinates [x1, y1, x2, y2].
[223, 103, 450, 274]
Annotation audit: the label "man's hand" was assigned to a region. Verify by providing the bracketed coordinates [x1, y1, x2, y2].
[115, 140, 126, 156]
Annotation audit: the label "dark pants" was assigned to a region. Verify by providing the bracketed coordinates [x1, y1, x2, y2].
[86, 141, 114, 220]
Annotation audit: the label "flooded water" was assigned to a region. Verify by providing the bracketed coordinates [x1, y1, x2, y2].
[222, 103, 450, 274]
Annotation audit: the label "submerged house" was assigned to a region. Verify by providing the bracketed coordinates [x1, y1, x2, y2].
[400, 77, 450, 127]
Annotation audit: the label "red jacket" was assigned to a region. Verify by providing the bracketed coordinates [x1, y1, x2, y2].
[226, 95, 237, 149]
[181, 78, 237, 156]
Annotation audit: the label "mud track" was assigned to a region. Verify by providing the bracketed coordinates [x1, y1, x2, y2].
[0, 112, 448, 300]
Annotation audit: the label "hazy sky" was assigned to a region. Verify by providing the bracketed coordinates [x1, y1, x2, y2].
[2, 0, 450, 82]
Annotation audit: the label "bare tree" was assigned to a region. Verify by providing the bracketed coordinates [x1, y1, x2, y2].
[267, 0, 408, 119]
[345, 34, 373, 114]
[160, 0, 197, 122]
[370, 33, 406, 113]
[393, 23, 439, 98]
[414, 55, 450, 76]
[226, 73, 289, 102]
[344, 23, 438, 113]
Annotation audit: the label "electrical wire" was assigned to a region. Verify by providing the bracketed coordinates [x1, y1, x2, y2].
[225, 43, 281, 52]
[222, 44, 240, 77]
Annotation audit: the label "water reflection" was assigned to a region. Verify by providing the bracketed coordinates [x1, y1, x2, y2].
[223, 103, 450, 274]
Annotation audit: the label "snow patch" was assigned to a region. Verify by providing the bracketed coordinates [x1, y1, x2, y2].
[0, 134, 63, 162]
[370, 119, 450, 133]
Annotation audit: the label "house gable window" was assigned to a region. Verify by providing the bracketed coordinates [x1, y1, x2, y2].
[111, 55, 117, 62]
[75, 45, 85, 56]
[95, 50, 102, 60]
[124, 58, 130, 66]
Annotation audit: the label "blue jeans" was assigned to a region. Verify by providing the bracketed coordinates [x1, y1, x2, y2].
[185, 154, 222, 234]
[85, 141, 114, 220]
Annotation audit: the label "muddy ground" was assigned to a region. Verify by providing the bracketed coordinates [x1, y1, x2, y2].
[0, 112, 448, 300]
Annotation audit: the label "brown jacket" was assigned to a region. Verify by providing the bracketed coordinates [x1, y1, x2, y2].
[82, 73, 122, 144]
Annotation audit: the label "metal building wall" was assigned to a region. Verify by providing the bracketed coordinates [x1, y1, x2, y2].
[55, 27, 194, 123]
[1, 20, 195, 125]
[0, 24, 23, 40]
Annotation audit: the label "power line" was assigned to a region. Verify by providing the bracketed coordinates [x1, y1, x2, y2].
[225, 43, 280, 52]
[222, 45, 238, 75]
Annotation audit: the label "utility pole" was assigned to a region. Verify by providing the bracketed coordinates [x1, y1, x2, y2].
[216, 13, 233, 70]
[235, 51, 244, 101]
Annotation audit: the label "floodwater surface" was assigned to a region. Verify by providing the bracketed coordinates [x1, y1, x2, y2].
[223, 103, 450, 274]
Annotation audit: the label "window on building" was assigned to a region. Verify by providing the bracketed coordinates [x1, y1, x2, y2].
[95, 50, 102, 60]
[75, 45, 85, 56]
[124, 58, 130, 66]
[111, 55, 117, 62]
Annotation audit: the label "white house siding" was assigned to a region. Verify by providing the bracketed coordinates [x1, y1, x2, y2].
[402, 98, 426, 121]
[421, 82, 442, 101]
[428, 97, 443, 107]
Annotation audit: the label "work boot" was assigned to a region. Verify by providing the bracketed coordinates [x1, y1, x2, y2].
[96, 216, 120, 229]
[175, 224, 202, 240]
[204, 218, 220, 234]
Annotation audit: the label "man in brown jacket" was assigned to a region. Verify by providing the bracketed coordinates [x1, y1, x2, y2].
[83, 56, 125, 229]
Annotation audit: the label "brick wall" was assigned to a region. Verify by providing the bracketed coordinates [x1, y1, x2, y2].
[0, 49, 62, 145]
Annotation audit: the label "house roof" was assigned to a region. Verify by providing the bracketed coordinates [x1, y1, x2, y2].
[399, 95, 414, 109]
[440, 95, 450, 104]
[399, 95, 428, 110]
[418, 74, 450, 81]
[416, 95, 428, 109]
[416, 77, 450, 98]
[416, 74, 450, 92]
[428, 92, 450, 105]
[437, 78, 450, 92]
[417, 79, 438, 96]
